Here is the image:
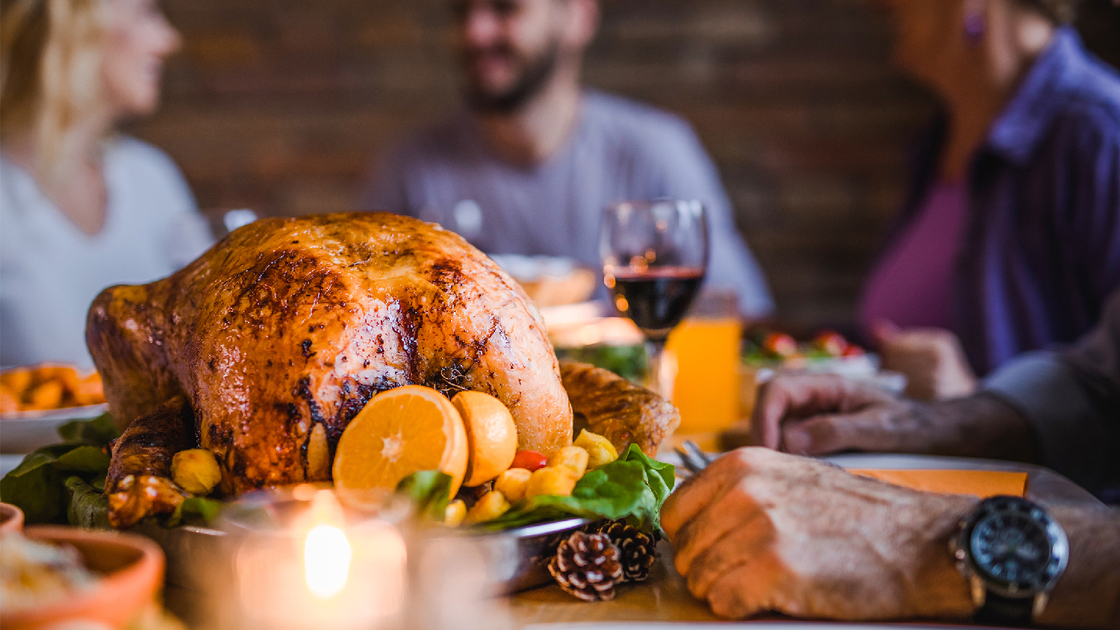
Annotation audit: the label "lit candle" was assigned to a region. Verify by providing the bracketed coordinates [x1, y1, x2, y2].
[303, 490, 353, 600]
[222, 485, 407, 630]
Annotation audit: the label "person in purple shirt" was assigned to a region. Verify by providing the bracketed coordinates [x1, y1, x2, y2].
[860, 0, 1120, 399]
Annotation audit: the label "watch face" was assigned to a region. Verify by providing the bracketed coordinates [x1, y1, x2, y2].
[967, 497, 1068, 596]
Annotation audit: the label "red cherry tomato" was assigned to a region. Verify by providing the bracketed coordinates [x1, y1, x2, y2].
[842, 344, 865, 357]
[812, 331, 848, 357]
[511, 450, 548, 472]
[763, 332, 798, 358]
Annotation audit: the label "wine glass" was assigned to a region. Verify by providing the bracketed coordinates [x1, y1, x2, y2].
[601, 200, 709, 399]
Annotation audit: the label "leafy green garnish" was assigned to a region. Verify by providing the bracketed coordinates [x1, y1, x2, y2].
[554, 345, 648, 383]
[393, 446, 674, 532]
[482, 445, 674, 531]
[53, 445, 112, 474]
[395, 470, 453, 522]
[164, 497, 223, 528]
[1, 413, 227, 529]
[66, 476, 110, 529]
[1, 453, 68, 524]
[57, 413, 121, 446]
[0, 414, 120, 525]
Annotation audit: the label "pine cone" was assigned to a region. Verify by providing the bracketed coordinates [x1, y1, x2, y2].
[532, 522, 603, 569]
[596, 520, 660, 582]
[547, 530, 624, 601]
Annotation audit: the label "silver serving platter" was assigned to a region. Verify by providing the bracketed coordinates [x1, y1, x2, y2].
[466, 516, 591, 592]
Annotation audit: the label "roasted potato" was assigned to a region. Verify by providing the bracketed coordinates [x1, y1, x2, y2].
[0, 389, 20, 413]
[494, 467, 532, 502]
[525, 466, 578, 498]
[27, 380, 64, 411]
[445, 499, 467, 527]
[0, 364, 106, 413]
[465, 490, 511, 524]
[548, 445, 589, 478]
[171, 449, 222, 495]
[573, 429, 618, 469]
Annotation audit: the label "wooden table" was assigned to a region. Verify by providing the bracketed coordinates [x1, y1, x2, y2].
[510, 540, 718, 626]
[504, 453, 1102, 628]
[159, 454, 1101, 629]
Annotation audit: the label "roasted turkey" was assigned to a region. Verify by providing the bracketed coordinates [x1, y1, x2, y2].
[89, 213, 678, 527]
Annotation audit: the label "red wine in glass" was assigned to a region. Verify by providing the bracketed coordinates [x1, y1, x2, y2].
[601, 199, 709, 399]
[610, 267, 705, 341]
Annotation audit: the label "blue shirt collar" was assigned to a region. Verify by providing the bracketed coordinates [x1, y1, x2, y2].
[986, 27, 1089, 165]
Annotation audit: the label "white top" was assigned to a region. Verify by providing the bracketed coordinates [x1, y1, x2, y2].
[0, 136, 212, 369]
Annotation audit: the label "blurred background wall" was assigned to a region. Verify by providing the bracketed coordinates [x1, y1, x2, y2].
[127, 0, 1120, 333]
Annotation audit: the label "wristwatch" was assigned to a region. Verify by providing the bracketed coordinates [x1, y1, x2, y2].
[952, 496, 1069, 626]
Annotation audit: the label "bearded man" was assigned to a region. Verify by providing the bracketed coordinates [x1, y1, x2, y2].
[361, 0, 773, 318]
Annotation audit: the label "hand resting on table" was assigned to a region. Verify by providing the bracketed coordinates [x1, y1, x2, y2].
[661, 447, 975, 621]
[750, 374, 1036, 462]
[661, 448, 1120, 627]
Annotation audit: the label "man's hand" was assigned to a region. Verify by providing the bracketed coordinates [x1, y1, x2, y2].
[751, 374, 936, 455]
[661, 448, 976, 620]
[750, 374, 1037, 461]
[876, 325, 977, 401]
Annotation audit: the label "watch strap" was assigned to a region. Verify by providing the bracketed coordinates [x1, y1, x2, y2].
[975, 592, 1034, 626]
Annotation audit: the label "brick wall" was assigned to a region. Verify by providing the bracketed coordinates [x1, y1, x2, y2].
[127, 0, 1120, 334]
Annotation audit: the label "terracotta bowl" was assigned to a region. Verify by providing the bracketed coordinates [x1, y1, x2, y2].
[1, 525, 165, 630]
[0, 502, 24, 533]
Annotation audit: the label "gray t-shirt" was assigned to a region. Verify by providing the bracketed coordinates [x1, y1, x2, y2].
[985, 290, 1120, 497]
[362, 90, 773, 318]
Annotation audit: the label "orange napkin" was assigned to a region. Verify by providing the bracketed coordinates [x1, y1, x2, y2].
[850, 469, 1028, 498]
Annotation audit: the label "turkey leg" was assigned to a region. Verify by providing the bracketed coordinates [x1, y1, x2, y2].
[106, 396, 195, 528]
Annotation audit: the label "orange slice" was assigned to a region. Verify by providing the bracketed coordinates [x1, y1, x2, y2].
[332, 385, 468, 506]
[452, 391, 519, 487]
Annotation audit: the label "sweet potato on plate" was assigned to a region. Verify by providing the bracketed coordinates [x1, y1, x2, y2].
[0, 365, 105, 415]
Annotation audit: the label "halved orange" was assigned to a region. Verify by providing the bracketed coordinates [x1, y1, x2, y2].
[332, 385, 468, 506]
[452, 391, 518, 487]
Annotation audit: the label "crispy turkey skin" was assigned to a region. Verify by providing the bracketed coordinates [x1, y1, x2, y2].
[560, 360, 680, 456]
[89, 213, 573, 503]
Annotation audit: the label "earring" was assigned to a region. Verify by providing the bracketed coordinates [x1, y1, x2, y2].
[964, 11, 985, 44]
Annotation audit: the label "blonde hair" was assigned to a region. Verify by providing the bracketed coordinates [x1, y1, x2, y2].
[0, 0, 108, 184]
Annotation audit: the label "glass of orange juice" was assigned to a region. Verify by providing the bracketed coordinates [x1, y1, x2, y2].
[664, 292, 742, 447]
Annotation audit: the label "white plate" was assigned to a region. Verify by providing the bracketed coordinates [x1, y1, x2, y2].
[0, 454, 24, 477]
[0, 403, 107, 422]
[0, 403, 108, 454]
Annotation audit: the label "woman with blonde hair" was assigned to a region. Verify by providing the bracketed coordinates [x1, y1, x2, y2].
[0, 0, 211, 368]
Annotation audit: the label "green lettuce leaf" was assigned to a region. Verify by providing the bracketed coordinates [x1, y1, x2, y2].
[554, 345, 648, 383]
[164, 497, 223, 528]
[66, 476, 110, 529]
[57, 413, 120, 446]
[5, 444, 80, 477]
[0, 415, 119, 525]
[395, 470, 453, 522]
[1, 456, 68, 524]
[481, 444, 675, 531]
[53, 445, 111, 474]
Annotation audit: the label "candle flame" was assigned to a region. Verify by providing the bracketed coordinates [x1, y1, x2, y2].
[304, 522, 352, 599]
